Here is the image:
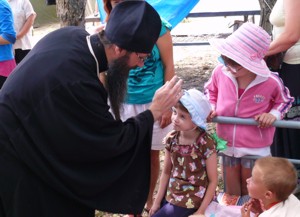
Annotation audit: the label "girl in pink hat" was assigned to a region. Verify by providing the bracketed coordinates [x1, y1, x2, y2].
[204, 22, 294, 206]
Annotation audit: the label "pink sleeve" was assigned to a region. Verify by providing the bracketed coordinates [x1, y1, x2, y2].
[204, 64, 223, 110]
[269, 73, 294, 119]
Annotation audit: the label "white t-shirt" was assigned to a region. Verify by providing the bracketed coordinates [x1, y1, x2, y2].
[8, 0, 36, 50]
[260, 194, 300, 217]
[269, 0, 300, 64]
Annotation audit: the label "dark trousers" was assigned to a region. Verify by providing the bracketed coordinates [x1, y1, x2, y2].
[14, 49, 30, 64]
[0, 76, 7, 89]
[271, 62, 300, 160]
[0, 151, 94, 217]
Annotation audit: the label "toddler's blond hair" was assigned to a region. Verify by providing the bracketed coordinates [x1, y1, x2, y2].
[255, 156, 297, 201]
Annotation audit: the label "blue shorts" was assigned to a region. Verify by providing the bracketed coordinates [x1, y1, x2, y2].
[222, 155, 255, 169]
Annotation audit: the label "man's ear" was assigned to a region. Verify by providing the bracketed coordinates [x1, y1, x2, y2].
[114, 45, 127, 56]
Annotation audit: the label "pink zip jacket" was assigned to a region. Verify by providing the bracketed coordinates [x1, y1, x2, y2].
[204, 64, 294, 149]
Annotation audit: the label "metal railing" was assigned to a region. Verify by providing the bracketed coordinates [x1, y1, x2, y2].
[213, 116, 300, 129]
[213, 116, 300, 165]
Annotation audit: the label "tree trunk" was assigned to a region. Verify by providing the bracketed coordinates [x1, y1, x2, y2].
[258, 0, 277, 35]
[56, 0, 87, 27]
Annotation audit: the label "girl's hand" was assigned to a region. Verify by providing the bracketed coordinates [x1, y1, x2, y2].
[149, 203, 160, 217]
[254, 113, 276, 128]
[207, 110, 217, 122]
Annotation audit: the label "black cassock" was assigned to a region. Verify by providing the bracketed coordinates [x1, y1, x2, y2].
[0, 27, 153, 217]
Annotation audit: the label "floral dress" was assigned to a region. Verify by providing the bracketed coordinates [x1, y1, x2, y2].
[165, 130, 216, 209]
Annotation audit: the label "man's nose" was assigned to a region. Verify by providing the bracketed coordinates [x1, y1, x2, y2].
[137, 61, 144, 67]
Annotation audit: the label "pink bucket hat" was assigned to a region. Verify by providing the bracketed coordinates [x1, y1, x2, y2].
[209, 22, 271, 77]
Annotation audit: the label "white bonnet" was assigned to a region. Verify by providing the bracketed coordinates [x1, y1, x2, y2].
[179, 89, 211, 130]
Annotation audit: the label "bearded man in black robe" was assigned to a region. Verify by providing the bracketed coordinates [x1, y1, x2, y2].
[0, 1, 183, 216]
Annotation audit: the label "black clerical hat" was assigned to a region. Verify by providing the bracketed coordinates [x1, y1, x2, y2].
[105, 1, 161, 53]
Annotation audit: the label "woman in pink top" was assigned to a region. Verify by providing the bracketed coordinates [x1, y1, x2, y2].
[204, 22, 293, 205]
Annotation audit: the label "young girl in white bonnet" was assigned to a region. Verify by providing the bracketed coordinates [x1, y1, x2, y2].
[149, 89, 218, 217]
[204, 22, 294, 205]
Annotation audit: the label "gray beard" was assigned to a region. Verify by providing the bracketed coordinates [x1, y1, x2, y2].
[106, 54, 131, 120]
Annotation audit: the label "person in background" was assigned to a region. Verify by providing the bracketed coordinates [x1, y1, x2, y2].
[205, 22, 293, 206]
[241, 156, 300, 217]
[102, 0, 175, 216]
[0, 0, 16, 88]
[150, 89, 218, 217]
[0, 1, 183, 216]
[266, 0, 300, 160]
[8, 0, 36, 64]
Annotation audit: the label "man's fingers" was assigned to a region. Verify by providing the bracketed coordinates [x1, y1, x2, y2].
[165, 76, 183, 95]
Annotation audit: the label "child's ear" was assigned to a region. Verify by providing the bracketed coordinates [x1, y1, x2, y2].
[265, 190, 275, 200]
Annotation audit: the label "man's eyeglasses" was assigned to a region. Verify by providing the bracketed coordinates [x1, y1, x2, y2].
[220, 55, 243, 73]
[135, 52, 150, 62]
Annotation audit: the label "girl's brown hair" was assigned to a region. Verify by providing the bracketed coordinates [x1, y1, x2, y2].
[103, 0, 113, 22]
